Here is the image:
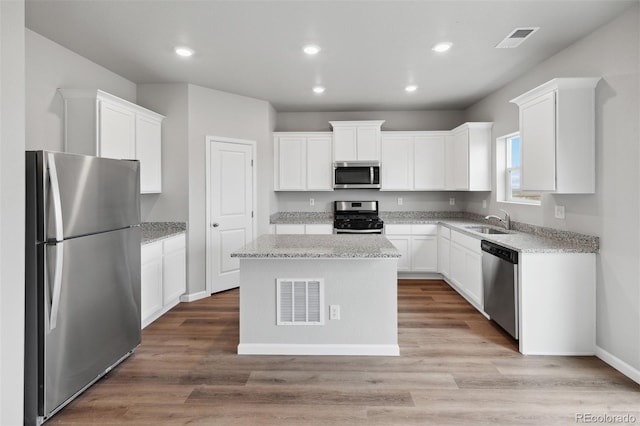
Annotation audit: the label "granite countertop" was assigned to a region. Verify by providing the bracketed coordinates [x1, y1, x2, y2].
[141, 222, 187, 244]
[231, 234, 401, 259]
[269, 211, 599, 254]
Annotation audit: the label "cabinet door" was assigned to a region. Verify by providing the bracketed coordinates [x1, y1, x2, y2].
[356, 127, 379, 160]
[163, 235, 186, 305]
[275, 224, 305, 234]
[415, 135, 445, 190]
[136, 115, 162, 193]
[437, 235, 450, 277]
[98, 100, 135, 160]
[277, 136, 306, 190]
[449, 242, 466, 289]
[520, 91, 556, 191]
[381, 136, 413, 190]
[141, 242, 163, 326]
[451, 128, 469, 190]
[305, 224, 333, 235]
[387, 236, 411, 272]
[411, 235, 438, 272]
[464, 250, 483, 309]
[333, 127, 357, 161]
[306, 136, 333, 190]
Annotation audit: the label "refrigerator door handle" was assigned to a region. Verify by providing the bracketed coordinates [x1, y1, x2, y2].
[47, 152, 64, 242]
[49, 242, 64, 330]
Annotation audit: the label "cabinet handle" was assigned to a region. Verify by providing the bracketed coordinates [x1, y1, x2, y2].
[211, 223, 219, 228]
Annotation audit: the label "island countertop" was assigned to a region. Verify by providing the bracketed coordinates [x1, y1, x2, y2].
[231, 234, 402, 259]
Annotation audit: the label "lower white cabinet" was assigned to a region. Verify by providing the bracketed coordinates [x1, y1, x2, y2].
[385, 224, 438, 273]
[274, 223, 333, 235]
[447, 230, 483, 310]
[437, 226, 451, 277]
[141, 233, 186, 328]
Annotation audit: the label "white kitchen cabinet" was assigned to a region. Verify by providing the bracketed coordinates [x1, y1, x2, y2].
[381, 132, 446, 191]
[437, 225, 450, 277]
[445, 122, 492, 191]
[330, 120, 385, 161]
[274, 223, 333, 235]
[273, 132, 333, 191]
[58, 89, 164, 194]
[141, 233, 187, 328]
[510, 78, 600, 193]
[447, 230, 483, 310]
[385, 224, 438, 273]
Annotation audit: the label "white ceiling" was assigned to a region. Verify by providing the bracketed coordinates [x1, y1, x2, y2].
[25, 0, 635, 112]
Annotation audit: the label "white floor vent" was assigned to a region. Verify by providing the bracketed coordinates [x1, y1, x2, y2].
[277, 279, 324, 325]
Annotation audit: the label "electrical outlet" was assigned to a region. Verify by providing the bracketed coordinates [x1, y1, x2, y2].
[449, 198, 455, 206]
[309, 198, 315, 206]
[555, 205, 565, 219]
[482, 199, 487, 209]
[329, 305, 340, 320]
[397, 197, 403, 206]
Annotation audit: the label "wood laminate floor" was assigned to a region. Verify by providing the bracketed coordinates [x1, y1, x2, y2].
[50, 280, 640, 425]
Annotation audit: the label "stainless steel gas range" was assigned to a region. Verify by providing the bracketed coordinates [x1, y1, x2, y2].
[333, 201, 384, 234]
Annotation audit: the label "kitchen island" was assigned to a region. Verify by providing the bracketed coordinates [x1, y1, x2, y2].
[231, 234, 401, 356]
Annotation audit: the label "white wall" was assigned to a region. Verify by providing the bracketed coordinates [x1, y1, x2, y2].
[25, 29, 136, 151]
[187, 84, 274, 295]
[276, 110, 466, 132]
[465, 5, 640, 378]
[137, 84, 189, 222]
[0, 1, 26, 424]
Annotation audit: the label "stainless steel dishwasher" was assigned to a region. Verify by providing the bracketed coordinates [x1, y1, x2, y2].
[481, 240, 519, 339]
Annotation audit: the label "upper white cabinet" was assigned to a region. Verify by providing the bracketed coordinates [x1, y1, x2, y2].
[381, 132, 446, 190]
[330, 120, 385, 161]
[273, 132, 333, 191]
[59, 89, 164, 194]
[445, 122, 492, 191]
[510, 78, 600, 193]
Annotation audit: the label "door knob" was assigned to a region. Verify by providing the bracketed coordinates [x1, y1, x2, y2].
[211, 223, 219, 228]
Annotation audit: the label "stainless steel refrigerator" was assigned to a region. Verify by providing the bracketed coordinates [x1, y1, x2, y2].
[24, 151, 142, 425]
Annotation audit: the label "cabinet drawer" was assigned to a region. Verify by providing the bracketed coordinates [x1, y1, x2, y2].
[385, 224, 411, 235]
[305, 224, 333, 235]
[439, 226, 451, 239]
[141, 241, 162, 263]
[275, 224, 305, 234]
[411, 224, 437, 235]
[163, 233, 186, 253]
[451, 230, 480, 253]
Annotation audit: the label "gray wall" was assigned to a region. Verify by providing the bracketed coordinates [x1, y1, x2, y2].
[276, 110, 465, 132]
[187, 84, 275, 295]
[0, 1, 26, 423]
[25, 29, 136, 152]
[465, 6, 640, 375]
[137, 84, 189, 222]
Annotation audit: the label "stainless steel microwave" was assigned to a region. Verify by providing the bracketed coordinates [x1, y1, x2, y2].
[333, 161, 381, 189]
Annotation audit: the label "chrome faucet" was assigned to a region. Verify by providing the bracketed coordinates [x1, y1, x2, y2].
[485, 209, 510, 230]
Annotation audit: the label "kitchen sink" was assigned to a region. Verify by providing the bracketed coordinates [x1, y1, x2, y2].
[465, 225, 509, 235]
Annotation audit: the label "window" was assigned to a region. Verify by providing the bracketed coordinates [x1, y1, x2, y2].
[498, 133, 541, 205]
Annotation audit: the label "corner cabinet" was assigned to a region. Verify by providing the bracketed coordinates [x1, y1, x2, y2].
[385, 224, 438, 273]
[381, 132, 446, 190]
[58, 89, 164, 194]
[141, 233, 186, 328]
[330, 120, 385, 161]
[273, 132, 333, 191]
[510, 78, 600, 193]
[445, 122, 492, 191]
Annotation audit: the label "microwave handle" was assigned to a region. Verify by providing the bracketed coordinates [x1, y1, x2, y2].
[370, 166, 374, 184]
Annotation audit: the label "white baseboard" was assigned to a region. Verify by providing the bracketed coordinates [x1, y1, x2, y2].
[180, 290, 209, 303]
[398, 272, 443, 280]
[596, 345, 640, 385]
[237, 343, 400, 356]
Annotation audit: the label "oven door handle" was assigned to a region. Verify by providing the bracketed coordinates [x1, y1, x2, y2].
[334, 228, 383, 234]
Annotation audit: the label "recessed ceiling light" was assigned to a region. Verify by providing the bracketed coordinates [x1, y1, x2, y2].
[303, 45, 321, 55]
[175, 46, 194, 57]
[405, 85, 418, 93]
[432, 42, 452, 53]
[313, 86, 325, 94]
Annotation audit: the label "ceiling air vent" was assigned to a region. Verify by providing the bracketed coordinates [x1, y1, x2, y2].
[496, 27, 540, 48]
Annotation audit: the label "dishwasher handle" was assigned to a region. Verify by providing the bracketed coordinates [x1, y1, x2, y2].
[481, 240, 518, 264]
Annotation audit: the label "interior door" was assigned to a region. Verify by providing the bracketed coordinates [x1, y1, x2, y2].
[208, 140, 254, 293]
